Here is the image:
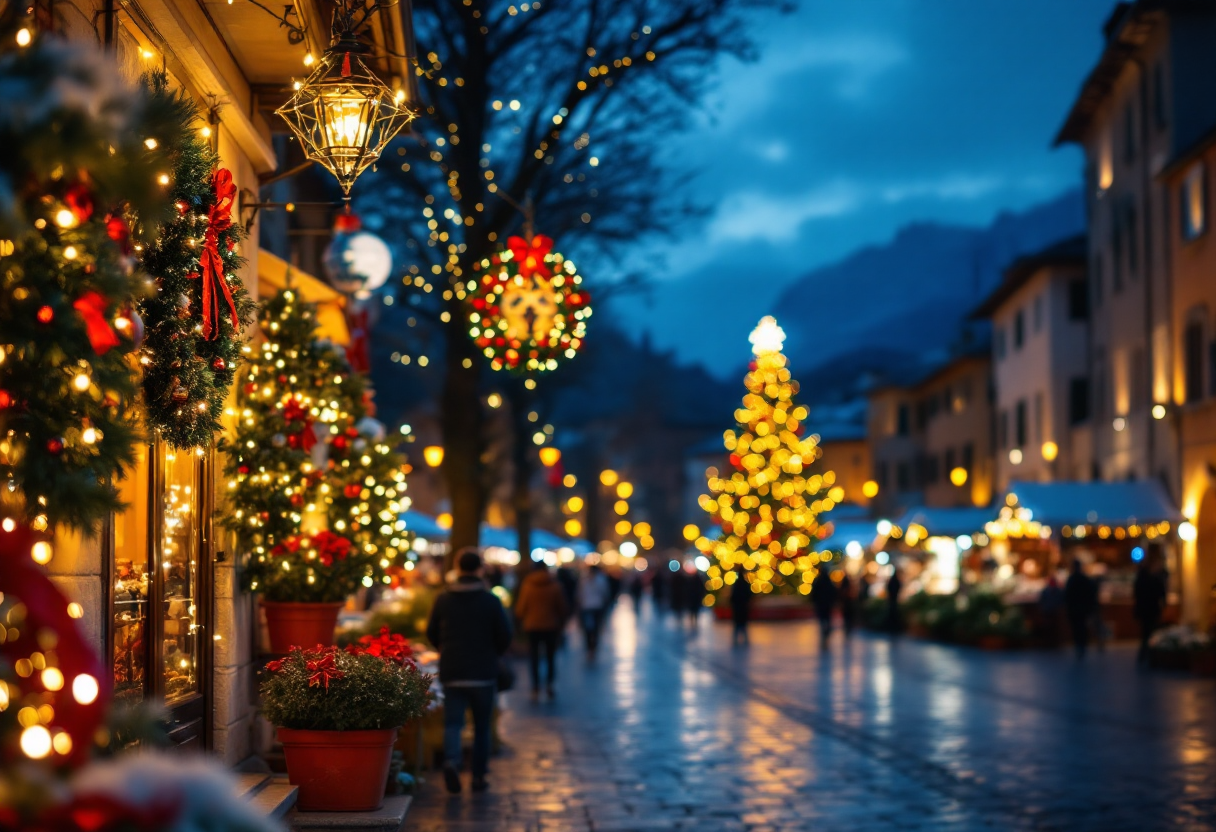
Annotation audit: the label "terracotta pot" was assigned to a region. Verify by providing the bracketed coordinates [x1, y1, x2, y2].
[278, 727, 397, 811]
[261, 600, 343, 653]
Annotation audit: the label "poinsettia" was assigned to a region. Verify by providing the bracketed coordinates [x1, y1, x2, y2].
[246, 529, 371, 603]
[260, 645, 432, 732]
[347, 626, 415, 666]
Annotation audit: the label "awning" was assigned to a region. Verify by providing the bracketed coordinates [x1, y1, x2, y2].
[1004, 480, 1183, 527]
[400, 510, 449, 540]
[896, 506, 995, 539]
[818, 520, 882, 554]
[256, 248, 349, 345]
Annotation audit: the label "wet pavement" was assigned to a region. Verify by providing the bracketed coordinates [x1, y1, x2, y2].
[407, 604, 1216, 831]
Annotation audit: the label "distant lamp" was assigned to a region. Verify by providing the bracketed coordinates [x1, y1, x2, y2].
[539, 447, 562, 467]
[436, 512, 453, 530]
[276, 3, 414, 196]
[1179, 521, 1198, 542]
[749, 316, 786, 355]
[1008, 448, 1024, 465]
[1041, 441, 1059, 462]
[862, 480, 880, 499]
[599, 469, 619, 487]
[1151, 404, 1168, 420]
[949, 467, 968, 487]
[422, 446, 444, 467]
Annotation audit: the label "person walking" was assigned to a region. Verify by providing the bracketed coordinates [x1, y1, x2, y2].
[885, 569, 903, 635]
[810, 568, 838, 649]
[426, 549, 512, 795]
[515, 561, 569, 700]
[577, 563, 611, 659]
[730, 566, 752, 646]
[1038, 574, 1065, 648]
[1064, 558, 1094, 659]
[1133, 557, 1167, 665]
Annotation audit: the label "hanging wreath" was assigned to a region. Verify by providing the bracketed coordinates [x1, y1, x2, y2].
[467, 234, 591, 374]
[136, 75, 254, 450]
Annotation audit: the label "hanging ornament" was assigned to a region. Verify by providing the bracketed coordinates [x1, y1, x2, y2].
[64, 182, 95, 223]
[275, 5, 414, 196]
[212, 356, 227, 372]
[467, 234, 591, 374]
[171, 385, 189, 404]
[323, 214, 392, 299]
[73, 291, 120, 355]
[46, 437, 64, 454]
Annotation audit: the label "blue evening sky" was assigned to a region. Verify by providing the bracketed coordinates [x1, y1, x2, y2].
[610, 0, 1116, 374]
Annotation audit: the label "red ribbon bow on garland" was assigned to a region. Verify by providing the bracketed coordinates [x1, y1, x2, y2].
[73, 291, 120, 355]
[305, 651, 344, 689]
[506, 235, 553, 280]
[189, 169, 240, 340]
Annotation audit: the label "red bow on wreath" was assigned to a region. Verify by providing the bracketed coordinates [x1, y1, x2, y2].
[73, 290, 120, 355]
[281, 397, 317, 452]
[506, 235, 553, 280]
[190, 169, 240, 340]
[305, 651, 344, 689]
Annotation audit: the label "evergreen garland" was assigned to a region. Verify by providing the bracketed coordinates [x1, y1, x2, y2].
[137, 74, 254, 450]
[0, 15, 183, 530]
[220, 290, 410, 584]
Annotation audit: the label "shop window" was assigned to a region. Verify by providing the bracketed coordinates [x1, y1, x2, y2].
[1013, 310, 1024, 351]
[962, 443, 974, 473]
[896, 462, 911, 491]
[110, 443, 210, 746]
[1069, 277, 1089, 321]
[944, 448, 956, 474]
[1185, 321, 1204, 403]
[995, 327, 1006, 361]
[896, 404, 909, 437]
[876, 461, 888, 489]
[1069, 377, 1090, 425]
[1033, 294, 1042, 333]
[1034, 393, 1044, 445]
[1181, 163, 1206, 241]
[1015, 399, 1027, 448]
[999, 411, 1009, 450]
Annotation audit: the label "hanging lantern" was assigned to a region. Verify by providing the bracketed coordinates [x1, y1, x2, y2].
[276, 5, 413, 196]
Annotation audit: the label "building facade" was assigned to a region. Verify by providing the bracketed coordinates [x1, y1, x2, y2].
[973, 236, 1092, 491]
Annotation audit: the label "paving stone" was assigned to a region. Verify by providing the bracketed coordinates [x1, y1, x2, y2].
[406, 604, 1216, 831]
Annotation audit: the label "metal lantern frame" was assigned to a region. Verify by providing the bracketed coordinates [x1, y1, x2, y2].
[277, 3, 414, 196]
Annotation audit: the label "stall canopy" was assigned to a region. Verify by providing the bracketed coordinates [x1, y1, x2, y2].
[257, 248, 349, 344]
[896, 506, 996, 539]
[400, 510, 449, 540]
[818, 520, 883, 554]
[1003, 480, 1183, 527]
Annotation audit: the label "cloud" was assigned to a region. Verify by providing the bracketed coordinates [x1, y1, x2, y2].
[709, 172, 1014, 244]
[708, 182, 864, 243]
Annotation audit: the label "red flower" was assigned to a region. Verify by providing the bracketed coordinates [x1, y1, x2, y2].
[349, 626, 415, 666]
[304, 650, 344, 689]
[311, 530, 352, 567]
[265, 659, 284, 673]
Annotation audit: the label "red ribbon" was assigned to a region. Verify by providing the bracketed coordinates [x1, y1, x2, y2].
[506, 235, 553, 280]
[281, 397, 318, 452]
[73, 291, 120, 355]
[305, 651, 344, 689]
[191, 169, 240, 340]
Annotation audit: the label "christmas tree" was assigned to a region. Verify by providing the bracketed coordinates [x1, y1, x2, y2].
[136, 73, 254, 450]
[697, 317, 840, 597]
[0, 13, 184, 531]
[220, 290, 410, 591]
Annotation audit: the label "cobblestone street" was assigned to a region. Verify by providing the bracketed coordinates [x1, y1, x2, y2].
[409, 605, 1216, 832]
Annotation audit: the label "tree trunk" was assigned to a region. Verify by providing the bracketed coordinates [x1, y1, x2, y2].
[442, 296, 484, 572]
[510, 382, 533, 581]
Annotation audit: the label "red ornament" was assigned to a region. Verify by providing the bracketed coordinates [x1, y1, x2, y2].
[332, 435, 348, 451]
[46, 437, 64, 454]
[37, 305, 54, 324]
[0, 390, 10, 409]
[290, 493, 304, 507]
[73, 291, 120, 355]
[105, 214, 131, 255]
[238, 465, 250, 475]
[175, 199, 190, 216]
[65, 182, 94, 223]
[343, 483, 362, 499]
[212, 357, 227, 372]
[244, 382, 256, 395]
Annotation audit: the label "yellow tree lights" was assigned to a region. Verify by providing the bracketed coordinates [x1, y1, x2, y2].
[697, 317, 839, 597]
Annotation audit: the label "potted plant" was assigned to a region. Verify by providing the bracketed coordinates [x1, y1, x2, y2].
[261, 631, 432, 812]
[243, 529, 373, 652]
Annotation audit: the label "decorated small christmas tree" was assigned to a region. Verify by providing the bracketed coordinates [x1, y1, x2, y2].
[697, 317, 840, 597]
[220, 290, 410, 593]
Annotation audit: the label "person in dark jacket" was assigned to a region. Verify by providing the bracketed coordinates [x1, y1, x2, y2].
[885, 569, 903, 635]
[426, 549, 512, 795]
[1063, 558, 1095, 659]
[730, 566, 752, 646]
[1133, 558, 1167, 664]
[810, 568, 838, 649]
[515, 562, 569, 700]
